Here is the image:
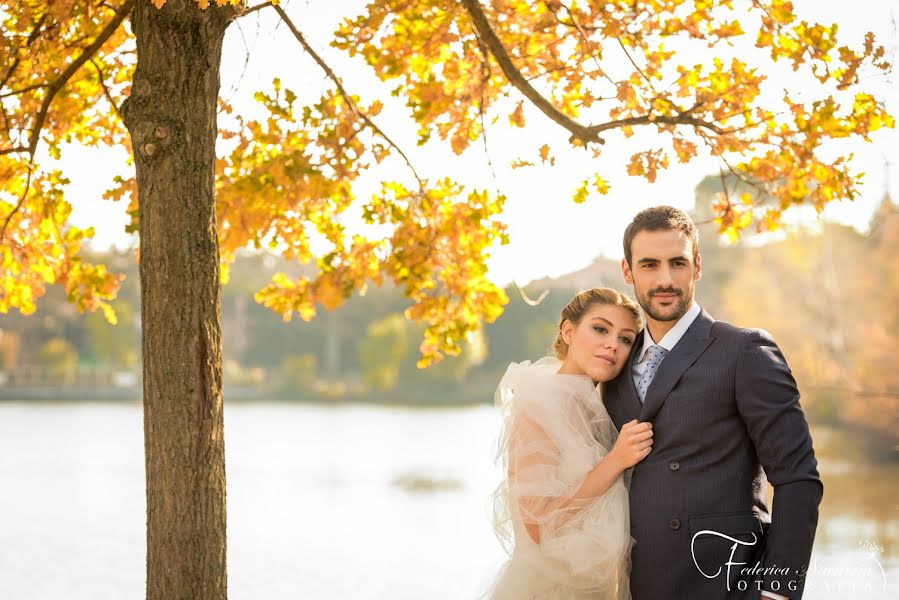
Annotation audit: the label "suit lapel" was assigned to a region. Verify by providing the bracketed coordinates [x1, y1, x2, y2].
[639, 310, 716, 422]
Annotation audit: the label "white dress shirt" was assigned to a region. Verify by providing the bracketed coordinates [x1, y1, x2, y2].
[631, 301, 789, 600]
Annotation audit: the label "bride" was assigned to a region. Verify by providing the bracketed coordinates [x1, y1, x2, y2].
[487, 288, 652, 600]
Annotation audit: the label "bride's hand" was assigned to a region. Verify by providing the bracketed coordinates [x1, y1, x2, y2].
[609, 419, 653, 470]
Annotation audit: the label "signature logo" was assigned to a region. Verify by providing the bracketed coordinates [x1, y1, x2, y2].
[691, 529, 760, 591]
[691, 531, 888, 594]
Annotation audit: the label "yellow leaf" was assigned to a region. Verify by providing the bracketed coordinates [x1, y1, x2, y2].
[592, 175, 610, 195]
[508, 102, 525, 128]
[538, 144, 554, 165]
[573, 179, 589, 204]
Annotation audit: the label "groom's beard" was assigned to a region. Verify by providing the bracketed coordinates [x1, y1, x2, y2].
[639, 286, 692, 323]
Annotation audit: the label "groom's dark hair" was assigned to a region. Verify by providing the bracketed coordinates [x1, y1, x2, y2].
[623, 206, 699, 267]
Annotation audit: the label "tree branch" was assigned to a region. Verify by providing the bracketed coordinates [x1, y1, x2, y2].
[240, 2, 273, 19]
[0, 10, 50, 92]
[461, 0, 606, 144]
[0, 0, 133, 158]
[589, 113, 725, 136]
[462, 0, 738, 148]
[273, 4, 425, 192]
[0, 0, 134, 245]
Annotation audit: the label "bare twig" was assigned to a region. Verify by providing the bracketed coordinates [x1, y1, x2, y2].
[273, 4, 425, 193]
[556, 1, 618, 89]
[699, 130, 772, 205]
[241, 2, 274, 18]
[0, 162, 35, 245]
[473, 37, 499, 193]
[717, 149, 768, 192]
[513, 281, 549, 306]
[616, 37, 658, 95]
[222, 14, 258, 107]
[0, 83, 50, 99]
[718, 164, 733, 209]
[90, 59, 122, 119]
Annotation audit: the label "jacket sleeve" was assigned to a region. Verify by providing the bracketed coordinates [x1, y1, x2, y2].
[735, 329, 823, 598]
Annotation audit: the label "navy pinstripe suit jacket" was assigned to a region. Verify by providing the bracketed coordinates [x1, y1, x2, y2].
[602, 309, 823, 600]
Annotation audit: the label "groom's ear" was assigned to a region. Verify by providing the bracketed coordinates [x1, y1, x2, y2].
[694, 253, 702, 281]
[621, 258, 634, 284]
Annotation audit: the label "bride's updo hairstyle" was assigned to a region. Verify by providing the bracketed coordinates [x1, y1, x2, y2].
[552, 288, 643, 359]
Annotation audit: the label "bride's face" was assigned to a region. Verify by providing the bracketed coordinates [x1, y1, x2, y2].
[560, 304, 638, 383]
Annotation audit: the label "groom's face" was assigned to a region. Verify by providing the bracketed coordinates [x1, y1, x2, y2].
[622, 229, 701, 323]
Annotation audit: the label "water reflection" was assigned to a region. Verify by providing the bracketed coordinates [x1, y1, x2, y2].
[392, 473, 465, 493]
[0, 402, 895, 599]
[809, 426, 899, 597]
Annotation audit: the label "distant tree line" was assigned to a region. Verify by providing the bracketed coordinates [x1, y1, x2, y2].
[2, 193, 896, 448]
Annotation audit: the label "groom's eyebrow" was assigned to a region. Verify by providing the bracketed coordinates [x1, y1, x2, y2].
[636, 256, 689, 265]
[591, 316, 637, 335]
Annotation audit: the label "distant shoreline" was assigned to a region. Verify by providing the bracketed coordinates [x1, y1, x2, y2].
[0, 385, 491, 406]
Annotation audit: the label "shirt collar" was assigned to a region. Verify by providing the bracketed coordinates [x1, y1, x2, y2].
[637, 302, 701, 362]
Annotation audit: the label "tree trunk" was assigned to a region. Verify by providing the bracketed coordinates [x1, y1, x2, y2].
[121, 2, 234, 598]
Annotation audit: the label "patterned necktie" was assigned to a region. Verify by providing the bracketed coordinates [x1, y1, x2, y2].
[637, 345, 669, 404]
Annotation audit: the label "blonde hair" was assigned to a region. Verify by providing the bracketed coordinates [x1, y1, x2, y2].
[552, 287, 643, 359]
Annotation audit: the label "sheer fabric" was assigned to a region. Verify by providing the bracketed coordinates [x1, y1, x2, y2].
[486, 357, 632, 600]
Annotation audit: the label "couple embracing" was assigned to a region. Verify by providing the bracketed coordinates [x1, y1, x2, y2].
[488, 206, 823, 600]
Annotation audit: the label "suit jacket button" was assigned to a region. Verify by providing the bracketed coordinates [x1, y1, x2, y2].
[670, 519, 681, 530]
[669, 461, 680, 471]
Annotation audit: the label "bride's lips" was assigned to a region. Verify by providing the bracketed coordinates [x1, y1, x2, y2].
[596, 355, 615, 365]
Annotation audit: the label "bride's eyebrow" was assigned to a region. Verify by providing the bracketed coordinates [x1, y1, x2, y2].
[590, 316, 637, 336]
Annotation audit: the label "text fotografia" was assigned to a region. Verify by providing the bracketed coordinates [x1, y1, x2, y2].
[737, 564, 801, 593]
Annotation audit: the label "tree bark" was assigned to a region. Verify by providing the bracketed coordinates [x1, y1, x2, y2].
[121, 2, 235, 598]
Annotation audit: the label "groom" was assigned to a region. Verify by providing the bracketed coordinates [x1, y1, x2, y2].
[602, 206, 823, 599]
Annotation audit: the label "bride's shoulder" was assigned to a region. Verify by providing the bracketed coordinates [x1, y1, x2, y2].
[494, 357, 596, 417]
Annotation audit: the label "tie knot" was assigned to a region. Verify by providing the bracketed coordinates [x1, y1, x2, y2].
[647, 344, 668, 363]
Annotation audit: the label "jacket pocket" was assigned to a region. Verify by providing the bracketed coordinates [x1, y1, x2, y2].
[689, 511, 765, 537]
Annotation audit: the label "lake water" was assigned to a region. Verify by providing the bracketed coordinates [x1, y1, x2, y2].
[0, 402, 896, 599]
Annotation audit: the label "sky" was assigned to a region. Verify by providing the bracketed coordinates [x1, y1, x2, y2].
[54, 0, 898, 287]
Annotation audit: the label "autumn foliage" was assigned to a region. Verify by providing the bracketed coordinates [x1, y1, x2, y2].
[1, 0, 893, 364]
[722, 201, 899, 444]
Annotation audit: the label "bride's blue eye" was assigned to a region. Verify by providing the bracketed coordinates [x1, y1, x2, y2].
[593, 326, 608, 334]
[620, 337, 633, 345]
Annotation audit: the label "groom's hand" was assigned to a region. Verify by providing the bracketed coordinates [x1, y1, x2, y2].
[610, 419, 653, 469]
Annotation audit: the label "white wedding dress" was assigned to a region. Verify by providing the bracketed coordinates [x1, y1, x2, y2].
[486, 357, 632, 600]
